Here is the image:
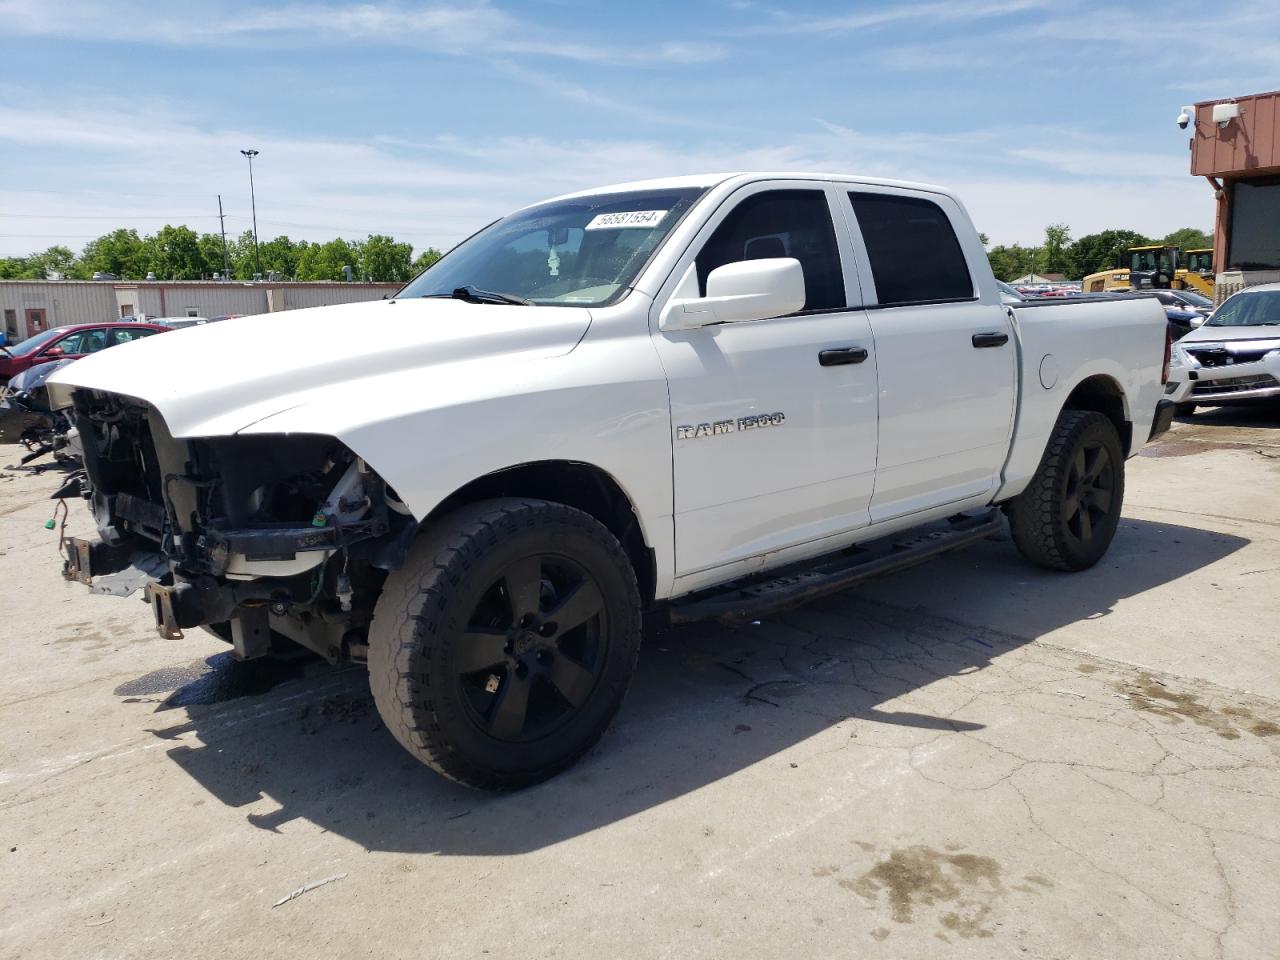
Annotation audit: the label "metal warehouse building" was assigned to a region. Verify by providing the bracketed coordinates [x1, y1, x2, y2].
[1, 280, 401, 341]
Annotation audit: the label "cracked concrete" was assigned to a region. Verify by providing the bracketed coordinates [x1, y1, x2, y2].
[1, 407, 1278, 960]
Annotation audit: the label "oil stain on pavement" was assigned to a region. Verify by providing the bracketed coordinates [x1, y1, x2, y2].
[1114, 671, 1280, 739]
[840, 844, 1014, 940]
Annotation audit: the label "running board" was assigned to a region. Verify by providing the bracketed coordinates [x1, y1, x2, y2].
[667, 510, 1003, 625]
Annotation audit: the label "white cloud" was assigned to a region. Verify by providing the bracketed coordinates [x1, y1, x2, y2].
[735, 0, 1050, 35]
[0, 0, 728, 65]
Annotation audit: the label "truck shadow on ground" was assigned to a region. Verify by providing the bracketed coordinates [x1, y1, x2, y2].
[131, 516, 1246, 855]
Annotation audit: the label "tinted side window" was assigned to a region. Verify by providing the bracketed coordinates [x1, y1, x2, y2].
[697, 190, 845, 312]
[53, 331, 84, 353]
[849, 193, 973, 306]
[111, 327, 156, 346]
[81, 329, 108, 352]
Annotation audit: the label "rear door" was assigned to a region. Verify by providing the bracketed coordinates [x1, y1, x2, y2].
[652, 182, 879, 578]
[840, 188, 1017, 522]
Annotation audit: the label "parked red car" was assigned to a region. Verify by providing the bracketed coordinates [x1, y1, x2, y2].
[0, 322, 169, 384]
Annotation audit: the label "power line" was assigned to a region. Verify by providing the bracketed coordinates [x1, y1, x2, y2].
[0, 213, 222, 220]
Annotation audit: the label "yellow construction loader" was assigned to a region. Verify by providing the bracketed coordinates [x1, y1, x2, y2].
[1081, 244, 1215, 296]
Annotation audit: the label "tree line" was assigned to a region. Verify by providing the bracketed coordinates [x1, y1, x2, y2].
[0, 226, 443, 283]
[983, 225, 1214, 282]
[2, 220, 1213, 286]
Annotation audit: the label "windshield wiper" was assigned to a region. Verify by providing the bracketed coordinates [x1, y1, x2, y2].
[420, 285, 532, 306]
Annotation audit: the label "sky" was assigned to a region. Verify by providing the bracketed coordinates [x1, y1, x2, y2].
[2, 0, 1278, 259]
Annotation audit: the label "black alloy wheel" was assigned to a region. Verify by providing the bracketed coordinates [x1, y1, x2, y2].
[455, 554, 608, 743]
[1061, 440, 1115, 552]
[1007, 410, 1126, 571]
[368, 498, 641, 790]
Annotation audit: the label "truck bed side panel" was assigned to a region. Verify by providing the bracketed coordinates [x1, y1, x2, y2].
[996, 298, 1167, 502]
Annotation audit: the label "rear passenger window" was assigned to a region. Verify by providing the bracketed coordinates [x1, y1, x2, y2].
[849, 193, 973, 306]
[697, 190, 845, 312]
[111, 327, 155, 346]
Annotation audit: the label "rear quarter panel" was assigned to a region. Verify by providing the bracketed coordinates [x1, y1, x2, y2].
[996, 297, 1167, 501]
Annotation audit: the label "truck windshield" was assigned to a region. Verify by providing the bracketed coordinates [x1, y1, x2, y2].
[398, 187, 707, 307]
[1206, 290, 1280, 326]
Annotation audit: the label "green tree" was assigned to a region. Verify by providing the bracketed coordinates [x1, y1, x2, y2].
[987, 243, 1039, 282]
[295, 238, 362, 281]
[198, 233, 232, 277]
[1161, 227, 1214, 251]
[0, 257, 28, 279]
[227, 229, 259, 279]
[143, 225, 204, 280]
[1067, 229, 1152, 279]
[259, 235, 306, 279]
[360, 234, 414, 282]
[81, 228, 149, 279]
[0, 246, 79, 279]
[1042, 223, 1072, 276]
[411, 247, 443, 275]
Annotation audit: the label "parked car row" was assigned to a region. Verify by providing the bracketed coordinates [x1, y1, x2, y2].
[0, 321, 170, 384]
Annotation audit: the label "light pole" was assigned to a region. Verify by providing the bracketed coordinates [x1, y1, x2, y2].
[240, 148, 262, 278]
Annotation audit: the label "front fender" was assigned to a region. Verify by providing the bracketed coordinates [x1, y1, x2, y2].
[241, 335, 678, 597]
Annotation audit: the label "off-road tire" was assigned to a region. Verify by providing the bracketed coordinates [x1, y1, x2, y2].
[1006, 410, 1125, 572]
[1174, 402, 1197, 417]
[368, 498, 641, 790]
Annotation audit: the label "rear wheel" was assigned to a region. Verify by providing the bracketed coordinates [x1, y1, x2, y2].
[368, 498, 641, 790]
[1006, 410, 1125, 571]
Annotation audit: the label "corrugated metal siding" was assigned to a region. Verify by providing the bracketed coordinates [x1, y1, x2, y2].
[277, 285, 400, 310]
[0, 282, 115, 336]
[0, 281, 400, 334]
[1191, 91, 1280, 178]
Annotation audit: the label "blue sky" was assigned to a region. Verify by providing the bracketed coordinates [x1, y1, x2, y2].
[2, 0, 1277, 258]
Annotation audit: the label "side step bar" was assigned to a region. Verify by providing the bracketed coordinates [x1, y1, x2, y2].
[667, 510, 1003, 625]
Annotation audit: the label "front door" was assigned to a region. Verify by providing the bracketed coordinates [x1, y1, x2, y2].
[842, 188, 1017, 522]
[652, 183, 879, 579]
[24, 308, 47, 335]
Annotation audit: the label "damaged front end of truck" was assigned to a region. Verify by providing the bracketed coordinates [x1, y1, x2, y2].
[62, 389, 418, 663]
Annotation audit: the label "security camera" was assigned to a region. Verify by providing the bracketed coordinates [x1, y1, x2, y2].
[1177, 106, 1194, 129]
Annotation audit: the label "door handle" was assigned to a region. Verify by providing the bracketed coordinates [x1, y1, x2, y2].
[972, 332, 1009, 348]
[818, 346, 869, 366]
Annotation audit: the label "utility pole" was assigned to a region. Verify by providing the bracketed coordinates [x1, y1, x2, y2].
[216, 194, 231, 279]
[240, 148, 262, 279]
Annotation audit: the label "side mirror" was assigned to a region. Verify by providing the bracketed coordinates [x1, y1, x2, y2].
[660, 258, 806, 331]
[43, 346, 64, 357]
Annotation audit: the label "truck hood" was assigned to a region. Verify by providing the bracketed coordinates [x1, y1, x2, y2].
[1181, 324, 1280, 344]
[48, 298, 591, 437]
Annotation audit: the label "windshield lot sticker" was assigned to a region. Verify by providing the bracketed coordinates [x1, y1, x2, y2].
[585, 210, 668, 230]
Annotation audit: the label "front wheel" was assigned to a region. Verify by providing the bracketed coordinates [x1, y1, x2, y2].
[368, 498, 641, 790]
[1175, 402, 1197, 417]
[1006, 410, 1125, 571]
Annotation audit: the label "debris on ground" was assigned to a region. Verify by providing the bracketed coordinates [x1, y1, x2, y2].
[272, 872, 348, 907]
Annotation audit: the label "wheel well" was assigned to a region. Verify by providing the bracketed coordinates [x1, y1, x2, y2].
[428, 461, 657, 604]
[1064, 375, 1132, 454]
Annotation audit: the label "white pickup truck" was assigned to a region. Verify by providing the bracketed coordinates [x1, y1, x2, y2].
[50, 173, 1174, 789]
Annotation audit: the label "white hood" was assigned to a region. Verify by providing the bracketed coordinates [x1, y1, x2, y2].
[48, 298, 590, 437]
[1180, 323, 1280, 345]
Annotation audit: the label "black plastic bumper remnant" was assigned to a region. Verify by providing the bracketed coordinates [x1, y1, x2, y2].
[1149, 399, 1176, 441]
